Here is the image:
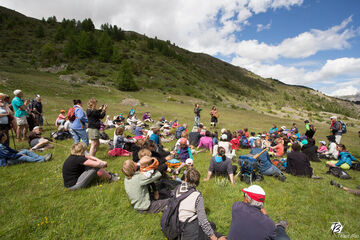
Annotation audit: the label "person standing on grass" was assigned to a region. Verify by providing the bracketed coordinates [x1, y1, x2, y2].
[330, 116, 342, 144]
[11, 89, 29, 142]
[194, 104, 202, 127]
[228, 185, 290, 240]
[70, 99, 89, 147]
[210, 106, 219, 130]
[304, 120, 316, 139]
[0, 93, 13, 146]
[62, 142, 119, 190]
[86, 98, 106, 156]
[0, 132, 52, 166]
[32, 95, 43, 127]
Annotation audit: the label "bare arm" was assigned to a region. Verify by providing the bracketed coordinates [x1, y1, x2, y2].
[229, 173, 234, 185]
[203, 171, 212, 181]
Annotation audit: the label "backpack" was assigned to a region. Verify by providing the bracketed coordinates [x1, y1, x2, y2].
[67, 107, 77, 122]
[338, 121, 347, 134]
[309, 124, 316, 133]
[161, 187, 196, 240]
[240, 136, 249, 148]
[326, 167, 351, 179]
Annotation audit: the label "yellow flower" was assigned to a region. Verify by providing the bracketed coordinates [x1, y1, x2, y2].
[99, 184, 103, 187]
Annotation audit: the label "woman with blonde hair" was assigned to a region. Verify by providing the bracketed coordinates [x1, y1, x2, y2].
[62, 142, 119, 190]
[86, 98, 106, 156]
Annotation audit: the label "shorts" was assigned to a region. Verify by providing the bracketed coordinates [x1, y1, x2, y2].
[88, 128, 100, 140]
[16, 116, 28, 126]
[67, 167, 99, 190]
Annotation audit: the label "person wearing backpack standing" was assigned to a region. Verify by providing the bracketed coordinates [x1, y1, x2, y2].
[69, 99, 89, 147]
[330, 116, 342, 144]
[194, 104, 202, 127]
[163, 168, 225, 240]
[304, 120, 316, 139]
[86, 98, 106, 156]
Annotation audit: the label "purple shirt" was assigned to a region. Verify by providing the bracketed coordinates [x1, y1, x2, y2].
[197, 136, 213, 150]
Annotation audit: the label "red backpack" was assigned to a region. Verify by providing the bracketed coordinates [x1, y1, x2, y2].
[67, 107, 77, 122]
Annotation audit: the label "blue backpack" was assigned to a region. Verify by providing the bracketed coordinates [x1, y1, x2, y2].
[239, 155, 259, 175]
[339, 121, 347, 134]
[175, 127, 185, 139]
[240, 136, 249, 148]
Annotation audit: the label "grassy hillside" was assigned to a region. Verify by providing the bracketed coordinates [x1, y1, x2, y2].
[0, 6, 360, 240]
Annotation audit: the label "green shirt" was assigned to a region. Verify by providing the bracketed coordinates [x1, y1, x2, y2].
[124, 171, 162, 211]
[305, 123, 310, 131]
[11, 96, 27, 118]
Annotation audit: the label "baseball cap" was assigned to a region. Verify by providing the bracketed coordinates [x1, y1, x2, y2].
[330, 116, 337, 120]
[241, 185, 266, 203]
[220, 134, 227, 141]
[185, 158, 193, 166]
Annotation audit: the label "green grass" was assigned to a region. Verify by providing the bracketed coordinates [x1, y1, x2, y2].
[0, 69, 360, 240]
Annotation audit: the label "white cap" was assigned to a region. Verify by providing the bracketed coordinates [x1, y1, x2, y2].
[13, 89, 22, 96]
[330, 116, 337, 120]
[241, 185, 266, 202]
[281, 126, 286, 130]
[319, 141, 326, 145]
[185, 158, 193, 165]
[33, 126, 40, 131]
[221, 128, 226, 133]
[220, 134, 228, 141]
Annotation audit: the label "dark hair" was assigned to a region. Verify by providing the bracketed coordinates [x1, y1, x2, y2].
[144, 140, 156, 150]
[185, 168, 200, 187]
[250, 132, 255, 136]
[199, 123, 203, 128]
[308, 138, 315, 146]
[337, 144, 346, 151]
[0, 131, 6, 140]
[217, 147, 226, 161]
[205, 131, 211, 137]
[292, 143, 301, 152]
[326, 135, 336, 143]
[73, 99, 82, 105]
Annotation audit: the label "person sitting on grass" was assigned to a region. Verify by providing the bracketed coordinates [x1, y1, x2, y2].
[317, 141, 328, 154]
[322, 135, 338, 159]
[197, 130, 214, 155]
[123, 159, 169, 213]
[213, 134, 236, 160]
[203, 147, 237, 186]
[251, 139, 286, 182]
[173, 168, 226, 240]
[301, 138, 320, 162]
[28, 126, 53, 151]
[0, 132, 52, 166]
[227, 185, 290, 240]
[269, 138, 284, 158]
[149, 127, 161, 145]
[55, 109, 67, 126]
[173, 158, 194, 182]
[330, 180, 360, 196]
[62, 142, 119, 190]
[326, 144, 356, 170]
[174, 138, 193, 174]
[285, 143, 321, 179]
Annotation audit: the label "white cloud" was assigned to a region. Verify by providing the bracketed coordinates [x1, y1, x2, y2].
[257, 21, 272, 32]
[329, 86, 360, 96]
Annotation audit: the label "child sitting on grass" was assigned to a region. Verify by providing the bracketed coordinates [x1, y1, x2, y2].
[317, 141, 328, 154]
[173, 158, 193, 182]
[174, 138, 193, 174]
[123, 158, 169, 213]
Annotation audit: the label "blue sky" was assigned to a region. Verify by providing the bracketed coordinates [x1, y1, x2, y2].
[1, 0, 360, 96]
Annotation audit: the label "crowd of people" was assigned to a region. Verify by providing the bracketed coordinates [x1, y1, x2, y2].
[1, 91, 359, 239]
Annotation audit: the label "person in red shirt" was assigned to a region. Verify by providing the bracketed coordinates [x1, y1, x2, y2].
[270, 138, 284, 157]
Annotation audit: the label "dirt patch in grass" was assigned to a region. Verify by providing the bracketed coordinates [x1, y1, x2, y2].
[121, 98, 141, 106]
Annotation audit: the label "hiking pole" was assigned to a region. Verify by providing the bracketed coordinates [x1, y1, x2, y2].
[10, 128, 16, 150]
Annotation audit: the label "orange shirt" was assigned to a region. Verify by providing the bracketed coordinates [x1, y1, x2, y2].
[274, 144, 284, 157]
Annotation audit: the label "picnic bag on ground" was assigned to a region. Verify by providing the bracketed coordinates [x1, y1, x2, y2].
[326, 167, 351, 179]
[161, 187, 196, 240]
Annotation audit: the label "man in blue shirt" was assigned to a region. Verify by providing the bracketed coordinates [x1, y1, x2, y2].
[11, 89, 29, 141]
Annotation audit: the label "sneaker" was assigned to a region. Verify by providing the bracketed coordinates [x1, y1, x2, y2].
[276, 220, 288, 229]
[311, 174, 322, 179]
[44, 153, 52, 162]
[330, 180, 343, 189]
[274, 172, 286, 182]
[109, 173, 120, 183]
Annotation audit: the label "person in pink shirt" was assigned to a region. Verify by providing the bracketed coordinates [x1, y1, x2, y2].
[55, 109, 67, 126]
[317, 141, 328, 153]
[197, 130, 213, 154]
[270, 138, 284, 157]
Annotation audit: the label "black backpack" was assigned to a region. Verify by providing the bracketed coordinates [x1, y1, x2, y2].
[327, 167, 351, 179]
[161, 187, 196, 240]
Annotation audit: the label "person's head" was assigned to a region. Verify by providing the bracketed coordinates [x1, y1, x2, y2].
[87, 98, 97, 110]
[139, 156, 159, 172]
[32, 126, 41, 134]
[326, 135, 336, 143]
[242, 185, 265, 209]
[185, 158, 193, 168]
[198, 123, 203, 129]
[0, 93, 5, 102]
[217, 147, 226, 161]
[232, 132, 238, 138]
[293, 123, 297, 127]
[0, 132, 7, 143]
[304, 120, 309, 124]
[205, 130, 211, 137]
[319, 141, 326, 146]
[35, 95, 41, 102]
[122, 160, 137, 179]
[273, 124, 277, 128]
[185, 168, 200, 187]
[221, 128, 226, 134]
[144, 140, 156, 151]
[244, 128, 248, 132]
[153, 128, 160, 135]
[135, 138, 145, 147]
[138, 148, 152, 159]
[292, 143, 301, 152]
[336, 144, 346, 152]
[275, 138, 282, 145]
[195, 103, 199, 108]
[330, 116, 337, 123]
[70, 142, 87, 156]
[192, 126, 198, 132]
[115, 127, 124, 136]
[60, 109, 66, 114]
[250, 132, 255, 137]
[73, 99, 82, 106]
[307, 138, 315, 146]
[181, 131, 189, 139]
[179, 137, 188, 148]
[254, 139, 262, 148]
[220, 134, 227, 141]
[358, 130, 360, 138]
[13, 89, 23, 98]
[212, 106, 216, 110]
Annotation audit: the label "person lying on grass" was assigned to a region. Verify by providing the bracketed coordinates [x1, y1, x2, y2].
[123, 158, 169, 213]
[28, 126, 53, 151]
[203, 147, 237, 186]
[62, 142, 120, 190]
[326, 144, 356, 170]
[171, 168, 226, 240]
[330, 180, 360, 196]
[0, 131, 52, 166]
[227, 185, 290, 240]
[197, 131, 214, 155]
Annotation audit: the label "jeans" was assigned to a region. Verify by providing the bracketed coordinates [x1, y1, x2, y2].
[17, 149, 44, 162]
[71, 128, 89, 146]
[194, 116, 200, 127]
[262, 164, 282, 176]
